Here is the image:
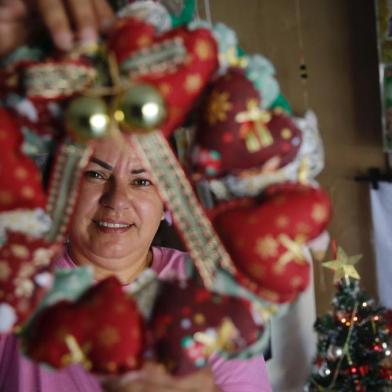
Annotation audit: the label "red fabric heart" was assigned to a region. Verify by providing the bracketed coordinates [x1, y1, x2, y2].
[108, 17, 218, 137]
[149, 278, 263, 376]
[24, 277, 144, 374]
[192, 68, 302, 177]
[212, 183, 332, 303]
[0, 108, 46, 212]
[0, 231, 58, 330]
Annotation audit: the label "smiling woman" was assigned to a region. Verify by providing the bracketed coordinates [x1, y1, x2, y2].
[68, 137, 164, 284]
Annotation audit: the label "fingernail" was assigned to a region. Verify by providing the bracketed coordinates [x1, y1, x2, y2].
[119, 371, 143, 385]
[79, 27, 97, 44]
[101, 18, 114, 31]
[54, 31, 73, 51]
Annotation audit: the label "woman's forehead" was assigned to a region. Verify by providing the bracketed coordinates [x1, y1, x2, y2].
[89, 137, 144, 167]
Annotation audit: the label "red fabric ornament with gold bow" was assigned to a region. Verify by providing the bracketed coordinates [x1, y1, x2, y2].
[212, 183, 332, 303]
[24, 277, 144, 374]
[108, 17, 218, 137]
[192, 68, 302, 177]
[149, 277, 263, 376]
[0, 108, 46, 212]
[0, 232, 58, 330]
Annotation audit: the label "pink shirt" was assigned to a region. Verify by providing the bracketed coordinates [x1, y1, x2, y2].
[0, 247, 271, 391]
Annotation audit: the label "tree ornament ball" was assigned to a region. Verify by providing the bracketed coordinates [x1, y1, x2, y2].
[114, 84, 166, 132]
[327, 345, 343, 360]
[318, 363, 332, 377]
[65, 96, 110, 143]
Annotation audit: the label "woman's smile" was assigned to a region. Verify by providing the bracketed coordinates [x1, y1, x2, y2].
[93, 219, 134, 234]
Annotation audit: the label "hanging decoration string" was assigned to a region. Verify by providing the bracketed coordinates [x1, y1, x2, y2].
[203, 0, 212, 25]
[295, 0, 309, 110]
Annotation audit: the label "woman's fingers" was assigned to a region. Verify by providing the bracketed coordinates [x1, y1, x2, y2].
[37, 0, 73, 50]
[92, 0, 115, 31]
[35, 0, 114, 50]
[0, 0, 27, 21]
[0, 20, 29, 56]
[0, 0, 115, 55]
[65, 0, 98, 43]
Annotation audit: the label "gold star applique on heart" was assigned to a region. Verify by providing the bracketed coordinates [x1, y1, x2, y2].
[323, 247, 361, 283]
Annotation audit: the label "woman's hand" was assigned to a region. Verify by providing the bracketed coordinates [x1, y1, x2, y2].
[102, 362, 221, 392]
[0, 0, 114, 56]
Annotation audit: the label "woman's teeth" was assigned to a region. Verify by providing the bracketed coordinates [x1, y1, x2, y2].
[96, 221, 130, 228]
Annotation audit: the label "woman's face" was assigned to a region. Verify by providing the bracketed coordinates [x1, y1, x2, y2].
[69, 137, 164, 272]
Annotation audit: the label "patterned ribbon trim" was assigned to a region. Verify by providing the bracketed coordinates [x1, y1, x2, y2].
[120, 36, 187, 78]
[130, 131, 236, 288]
[63, 334, 92, 370]
[45, 143, 91, 243]
[24, 63, 96, 99]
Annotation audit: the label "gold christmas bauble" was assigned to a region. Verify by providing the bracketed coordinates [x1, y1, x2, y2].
[114, 84, 166, 132]
[65, 96, 109, 143]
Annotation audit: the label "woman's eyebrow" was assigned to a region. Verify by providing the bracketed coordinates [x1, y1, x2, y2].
[131, 169, 146, 174]
[90, 157, 113, 170]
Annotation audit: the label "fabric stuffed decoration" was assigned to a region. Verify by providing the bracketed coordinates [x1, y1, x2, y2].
[192, 68, 302, 177]
[212, 183, 332, 303]
[0, 108, 46, 212]
[107, 16, 218, 137]
[207, 110, 325, 199]
[149, 274, 266, 376]
[0, 232, 58, 332]
[23, 276, 144, 374]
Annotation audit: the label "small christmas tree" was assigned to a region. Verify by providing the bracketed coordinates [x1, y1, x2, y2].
[306, 247, 392, 391]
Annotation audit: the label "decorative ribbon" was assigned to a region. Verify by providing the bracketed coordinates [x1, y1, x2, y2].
[193, 318, 237, 356]
[130, 131, 236, 288]
[63, 334, 92, 370]
[120, 36, 187, 77]
[45, 143, 91, 243]
[24, 62, 97, 99]
[274, 233, 306, 273]
[236, 100, 273, 152]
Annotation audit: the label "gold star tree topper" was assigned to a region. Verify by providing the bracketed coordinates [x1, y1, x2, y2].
[323, 246, 362, 283]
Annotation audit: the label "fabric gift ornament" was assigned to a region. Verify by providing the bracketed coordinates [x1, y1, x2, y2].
[0, 108, 46, 212]
[23, 276, 144, 374]
[0, 232, 58, 332]
[108, 16, 218, 137]
[207, 110, 325, 199]
[192, 68, 302, 177]
[149, 277, 265, 376]
[212, 183, 332, 303]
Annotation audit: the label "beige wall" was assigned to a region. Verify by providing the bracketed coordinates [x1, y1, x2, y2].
[204, 0, 383, 313]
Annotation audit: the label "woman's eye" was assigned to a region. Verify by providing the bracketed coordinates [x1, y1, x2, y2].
[132, 178, 152, 187]
[84, 170, 105, 180]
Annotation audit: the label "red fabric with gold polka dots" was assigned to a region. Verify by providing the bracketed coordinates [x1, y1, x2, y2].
[149, 278, 262, 376]
[108, 17, 218, 138]
[192, 68, 302, 177]
[0, 232, 58, 329]
[0, 108, 46, 212]
[24, 276, 144, 374]
[212, 183, 332, 303]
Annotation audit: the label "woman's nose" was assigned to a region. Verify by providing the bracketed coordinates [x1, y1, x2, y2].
[99, 180, 132, 211]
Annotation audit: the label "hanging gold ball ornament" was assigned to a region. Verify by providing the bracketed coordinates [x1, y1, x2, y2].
[65, 96, 110, 143]
[113, 84, 166, 132]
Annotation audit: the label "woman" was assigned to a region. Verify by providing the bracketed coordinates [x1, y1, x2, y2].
[0, 136, 271, 391]
[0, 1, 271, 390]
